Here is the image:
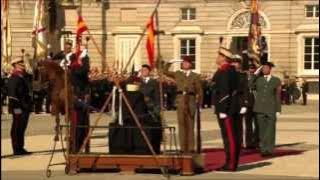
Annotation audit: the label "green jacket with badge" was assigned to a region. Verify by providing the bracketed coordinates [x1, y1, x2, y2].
[252, 75, 282, 114]
[163, 63, 203, 105]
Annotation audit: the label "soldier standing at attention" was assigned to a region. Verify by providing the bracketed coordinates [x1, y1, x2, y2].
[212, 47, 241, 171]
[69, 43, 91, 153]
[245, 64, 260, 149]
[139, 64, 162, 153]
[252, 62, 282, 157]
[139, 64, 161, 120]
[8, 57, 32, 155]
[231, 55, 249, 149]
[163, 57, 203, 154]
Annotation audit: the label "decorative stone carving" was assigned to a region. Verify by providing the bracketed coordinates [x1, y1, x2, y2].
[231, 11, 267, 30]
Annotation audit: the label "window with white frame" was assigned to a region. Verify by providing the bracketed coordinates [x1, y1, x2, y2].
[304, 37, 319, 70]
[180, 39, 196, 69]
[305, 5, 319, 18]
[181, 8, 196, 21]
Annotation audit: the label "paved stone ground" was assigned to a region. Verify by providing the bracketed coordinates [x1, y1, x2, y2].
[1, 100, 319, 180]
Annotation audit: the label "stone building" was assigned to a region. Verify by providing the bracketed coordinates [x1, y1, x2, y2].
[3, 0, 319, 96]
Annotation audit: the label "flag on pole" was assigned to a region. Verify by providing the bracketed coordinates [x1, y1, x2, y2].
[32, 0, 47, 60]
[247, 0, 262, 65]
[146, 15, 156, 68]
[73, 15, 88, 67]
[1, 0, 12, 68]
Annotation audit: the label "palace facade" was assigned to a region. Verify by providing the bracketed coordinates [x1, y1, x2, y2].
[4, 0, 319, 95]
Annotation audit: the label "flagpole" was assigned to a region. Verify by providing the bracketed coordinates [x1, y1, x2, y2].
[121, 0, 162, 74]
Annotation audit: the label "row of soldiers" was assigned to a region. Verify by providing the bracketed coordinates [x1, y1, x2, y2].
[4, 40, 281, 173]
[159, 46, 283, 172]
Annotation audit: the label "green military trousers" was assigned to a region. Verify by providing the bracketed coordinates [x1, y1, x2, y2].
[176, 95, 196, 153]
[256, 113, 277, 154]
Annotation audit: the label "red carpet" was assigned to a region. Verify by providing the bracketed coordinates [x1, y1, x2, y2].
[204, 148, 304, 171]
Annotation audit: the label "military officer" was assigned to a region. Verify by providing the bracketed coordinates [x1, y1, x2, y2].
[7, 57, 32, 155]
[212, 47, 241, 171]
[69, 44, 91, 153]
[139, 64, 161, 120]
[163, 57, 203, 154]
[139, 64, 163, 153]
[245, 64, 260, 149]
[252, 62, 281, 157]
[231, 55, 249, 148]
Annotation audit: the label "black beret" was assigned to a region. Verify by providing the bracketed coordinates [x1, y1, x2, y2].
[141, 64, 151, 71]
[262, 61, 275, 68]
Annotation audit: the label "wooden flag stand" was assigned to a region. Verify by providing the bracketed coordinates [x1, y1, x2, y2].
[63, 77, 198, 178]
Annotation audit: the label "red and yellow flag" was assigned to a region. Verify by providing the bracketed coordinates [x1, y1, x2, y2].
[73, 15, 88, 67]
[146, 15, 156, 68]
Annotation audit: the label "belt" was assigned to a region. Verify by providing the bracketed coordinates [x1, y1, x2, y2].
[177, 91, 196, 96]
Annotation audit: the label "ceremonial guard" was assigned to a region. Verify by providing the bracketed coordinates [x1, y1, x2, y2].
[212, 47, 241, 171]
[245, 64, 260, 149]
[252, 62, 281, 157]
[69, 42, 91, 153]
[231, 55, 249, 148]
[7, 57, 32, 155]
[163, 57, 203, 154]
[54, 40, 91, 153]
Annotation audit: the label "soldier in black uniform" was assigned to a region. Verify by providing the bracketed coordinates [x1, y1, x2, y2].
[69, 45, 91, 153]
[231, 55, 249, 149]
[54, 41, 91, 153]
[212, 47, 241, 171]
[245, 64, 260, 149]
[139, 64, 160, 120]
[139, 64, 162, 153]
[7, 57, 32, 155]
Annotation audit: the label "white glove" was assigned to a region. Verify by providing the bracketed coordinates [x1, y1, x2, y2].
[219, 113, 227, 119]
[276, 112, 281, 118]
[240, 107, 247, 114]
[80, 49, 88, 58]
[13, 108, 22, 115]
[254, 66, 263, 75]
[168, 59, 183, 64]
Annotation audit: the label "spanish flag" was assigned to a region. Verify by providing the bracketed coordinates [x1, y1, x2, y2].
[146, 15, 156, 68]
[73, 15, 88, 67]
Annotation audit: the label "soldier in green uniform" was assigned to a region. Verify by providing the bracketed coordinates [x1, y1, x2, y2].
[163, 57, 203, 154]
[252, 62, 281, 157]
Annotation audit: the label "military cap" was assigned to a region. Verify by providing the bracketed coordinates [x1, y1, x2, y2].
[218, 47, 233, 59]
[262, 61, 275, 68]
[182, 56, 193, 64]
[232, 54, 243, 63]
[141, 64, 151, 71]
[10, 57, 24, 66]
